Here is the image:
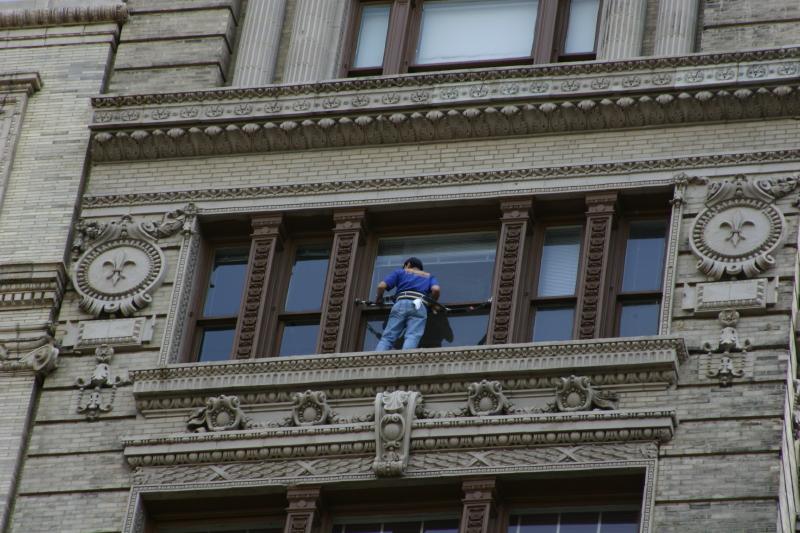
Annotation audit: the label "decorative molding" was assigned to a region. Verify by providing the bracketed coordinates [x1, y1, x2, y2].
[553, 375, 619, 412]
[186, 395, 260, 432]
[460, 478, 496, 533]
[488, 199, 532, 344]
[284, 485, 321, 533]
[71, 207, 195, 317]
[373, 390, 421, 477]
[318, 209, 365, 353]
[690, 174, 797, 279]
[0, 5, 129, 28]
[0, 72, 41, 214]
[290, 390, 333, 426]
[466, 380, 513, 417]
[0, 262, 65, 311]
[233, 215, 284, 359]
[576, 193, 617, 339]
[682, 278, 777, 315]
[0, 340, 58, 376]
[699, 309, 753, 386]
[61, 316, 155, 352]
[75, 344, 130, 420]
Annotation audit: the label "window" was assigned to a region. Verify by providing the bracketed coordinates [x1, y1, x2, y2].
[507, 510, 639, 533]
[362, 232, 497, 350]
[333, 519, 459, 533]
[194, 247, 249, 362]
[343, 0, 602, 76]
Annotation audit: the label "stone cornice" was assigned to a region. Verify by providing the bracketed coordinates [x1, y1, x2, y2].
[122, 409, 676, 468]
[0, 72, 42, 95]
[89, 49, 800, 161]
[83, 149, 800, 209]
[0, 5, 128, 29]
[131, 337, 685, 410]
[0, 262, 65, 311]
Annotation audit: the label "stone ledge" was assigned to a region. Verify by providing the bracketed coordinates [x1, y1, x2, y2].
[0, 262, 65, 311]
[0, 72, 42, 94]
[0, 5, 128, 29]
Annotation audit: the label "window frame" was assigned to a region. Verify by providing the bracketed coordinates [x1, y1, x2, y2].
[341, 0, 603, 77]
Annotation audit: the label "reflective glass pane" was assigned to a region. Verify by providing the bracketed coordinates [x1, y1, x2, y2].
[564, 0, 600, 54]
[203, 249, 249, 317]
[416, 0, 538, 64]
[363, 311, 489, 350]
[619, 301, 660, 337]
[278, 321, 320, 356]
[353, 4, 391, 68]
[284, 245, 330, 312]
[424, 519, 459, 533]
[371, 233, 497, 303]
[385, 522, 420, 533]
[511, 514, 558, 533]
[621, 220, 667, 292]
[341, 525, 382, 533]
[532, 306, 574, 341]
[600, 511, 639, 533]
[560, 512, 600, 533]
[537, 226, 581, 296]
[197, 327, 235, 362]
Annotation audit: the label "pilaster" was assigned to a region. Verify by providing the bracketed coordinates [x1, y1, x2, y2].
[283, 485, 321, 533]
[283, 0, 349, 83]
[232, 0, 287, 86]
[459, 478, 496, 533]
[653, 0, 699, 56]
[596, 0, 647, 60]
[232, 214, 284, 359]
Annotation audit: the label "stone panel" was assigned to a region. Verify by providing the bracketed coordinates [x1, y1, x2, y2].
[107, 65, 225, 93]
[702, 22, 800, 53]
[18, 451, 131, 494]
[113, 37, 231, 71]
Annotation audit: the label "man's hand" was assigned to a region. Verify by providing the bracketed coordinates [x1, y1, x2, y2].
[430, 285, 441, 301]
[375, 281, 387, 304]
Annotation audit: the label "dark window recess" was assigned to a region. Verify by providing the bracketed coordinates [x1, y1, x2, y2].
[344, 0, 602, 76]
[196, 248, 249, 362]
[508, 510, 639, 533]
[333, 519, 460, 533]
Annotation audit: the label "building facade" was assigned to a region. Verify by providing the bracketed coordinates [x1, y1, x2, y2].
[1, 0, 800, 531]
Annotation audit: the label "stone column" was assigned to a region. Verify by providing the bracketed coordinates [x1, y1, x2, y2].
[575, 193, 617, 339]
[283, 0, 349, 83]
[232, 0, 287, 86]
[459, 478, 496, 533]
[596, 0, 647, 60]
[317, 209, 366, 353]
[283, 485, 321, 533]
[653, 0, 699, 56]
[232, 214, 284, 359]
[487, 199, 532, 345]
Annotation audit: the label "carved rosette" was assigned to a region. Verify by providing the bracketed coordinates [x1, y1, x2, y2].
[291, 390, 332, 426]
[554, 375, 618, 412]
[186, 395, 256, 432]
[690, 175, 797, 279]
[467, 380, 512, 416]
[373, 390, 421, 477]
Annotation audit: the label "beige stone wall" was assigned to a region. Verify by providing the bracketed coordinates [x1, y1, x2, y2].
[701, 0, 800, 52]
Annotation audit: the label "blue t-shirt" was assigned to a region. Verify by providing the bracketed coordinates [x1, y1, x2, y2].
[383, 268, 439, 296]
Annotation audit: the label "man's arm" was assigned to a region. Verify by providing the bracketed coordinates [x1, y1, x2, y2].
[375, 281, 388, 304]
[430, 284, 441, 301]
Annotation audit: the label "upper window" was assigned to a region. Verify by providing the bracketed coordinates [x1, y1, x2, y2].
[344, 0, 601, 76]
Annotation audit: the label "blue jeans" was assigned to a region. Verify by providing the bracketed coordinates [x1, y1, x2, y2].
[376, 299, 427, 351]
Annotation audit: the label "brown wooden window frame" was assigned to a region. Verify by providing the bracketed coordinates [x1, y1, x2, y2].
[341, 0, 603, 77]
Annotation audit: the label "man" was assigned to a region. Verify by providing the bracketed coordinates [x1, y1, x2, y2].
[374, 257, 441, 351]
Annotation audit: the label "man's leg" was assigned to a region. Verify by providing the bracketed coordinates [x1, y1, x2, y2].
[401, 304, 427, 349]
[376, 301, 409, 351]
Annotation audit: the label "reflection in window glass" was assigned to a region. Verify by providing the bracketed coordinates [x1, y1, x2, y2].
[353, 3, 391, 68]
[415, 0, 539, 64]
[197, 327, 236, 362]
[278, 322, 320, 356]
[621, 221, 666, 292]
[509, 511, 639, 533]
[284, 245, 330, 312]
[619, 302, 660, 337]
[563, 0, 600, 54]
[202, 249, 249, 317]
[532, 306, 574, 342]
[334, 519, 459, 533]
[363, 311, 489, 351]
[537, 226, 581, 296]
[371, 233, 497, 303]
[513, 513, 558, 533]
[558, 513, 600, 533]
[600, 511, 640, 533]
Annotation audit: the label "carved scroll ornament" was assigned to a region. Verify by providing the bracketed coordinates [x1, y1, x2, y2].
[187, 394, 259, 432]
[373, 390, 421, 477]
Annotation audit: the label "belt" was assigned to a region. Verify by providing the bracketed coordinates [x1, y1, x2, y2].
[396, 291, 426, 301]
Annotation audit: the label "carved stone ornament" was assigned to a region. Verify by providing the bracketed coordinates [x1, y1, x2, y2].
[186, 394, 259, 432]
[0, 340, 59, 376]
[689, 174, 798, 279]
[71, 206, 195, 317]
[291, 390, 332, 426]
[554, 375, 618, 412]
[467, 380, 512, 416]
[75, 344, 131, 420]
[701, 309, 751, 386]
[373, 390, 421, 477]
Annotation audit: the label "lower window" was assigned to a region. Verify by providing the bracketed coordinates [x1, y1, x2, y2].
[508, 510, 639, 533]
[333, 519, 459, 533]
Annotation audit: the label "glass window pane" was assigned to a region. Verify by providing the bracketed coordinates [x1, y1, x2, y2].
[424, 519, 459, 533]
[284, 245, 330, 312]
[563, 0, 600, 54]
[416, 0, 539, 65]
[600, 511, 639, 533]
[537, 226, 581, 296]
[278, 321, 320, 356]
[203, 249, 249, 317]
[370, 233, 497, 303]
[560, 512, 600, 533]
[353, 4, 391, 68]
[197, 327, 235, 362]
[619, 301, 660, 337]
[621, 220, 667, 293]
[512, 514, 558, 533]
[363, 311, 489, 350]
[532, 306, 574, 341]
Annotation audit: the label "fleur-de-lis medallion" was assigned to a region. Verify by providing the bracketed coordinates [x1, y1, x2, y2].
[103, 250, 136, 286]
[718, 209, 755, 247]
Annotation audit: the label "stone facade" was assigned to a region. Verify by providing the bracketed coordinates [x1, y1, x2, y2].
[1, 1, 800, 532]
